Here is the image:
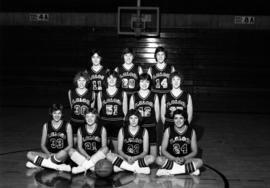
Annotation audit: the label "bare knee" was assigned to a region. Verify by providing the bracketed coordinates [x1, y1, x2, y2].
[100, 146, 109, 154]
[155, 156, 166, 166]
[144, 155, 155, 165]
[27, 151, 34, 161]
[106, 152, 118, 162]
[194, 158, 203, 168]
[68, 148, 76, 156]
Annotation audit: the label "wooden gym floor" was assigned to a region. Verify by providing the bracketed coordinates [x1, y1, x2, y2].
[1, 107, 270, 188]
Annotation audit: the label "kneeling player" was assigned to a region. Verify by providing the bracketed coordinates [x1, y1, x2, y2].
[156, 109, 203, 176]
[26, 104, 72, 172]
[106, 109, 155, 174]
[68, 108, 109, 174]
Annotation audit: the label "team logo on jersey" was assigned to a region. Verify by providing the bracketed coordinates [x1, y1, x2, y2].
[83, 136, 101, 142]
[169, 136, 190, 144]
[48, 132, 66, 139]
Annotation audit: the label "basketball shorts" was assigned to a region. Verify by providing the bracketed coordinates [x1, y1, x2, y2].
[70, 119, 85, 135]
[100, 119, 124, 140]
[142, 126, 157, 145]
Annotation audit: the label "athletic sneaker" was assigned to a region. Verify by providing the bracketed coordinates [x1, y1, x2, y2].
[26, 161, 39, 169]
[190, 169, 200, 176]
[132, 161, 150, 174]
[72, 166, 87, 174]
[55, 163, 71, 172]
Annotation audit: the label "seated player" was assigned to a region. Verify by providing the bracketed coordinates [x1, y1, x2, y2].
[106, 109, 155, 174]
[156, 109, 203, 176]
[26, 104, 72, 172]
[68, 108, 109, 174]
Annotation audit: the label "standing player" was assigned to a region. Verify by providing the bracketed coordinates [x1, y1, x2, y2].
[115, 47, 143, 108]
[147, 46, 175, 102]
[130, 73, 160, 157]
[26, 104, 72, 172]
[97, 70, 127, 153]
[156, 109, 203, 176]
[68, 71, 95, 144]
[161, 71, 193, 129]
[86, 49, 107, 109]
[106, 109, 155, 174]
[68, 108, 108, 174]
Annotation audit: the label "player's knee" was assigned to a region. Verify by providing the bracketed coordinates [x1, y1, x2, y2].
[145, 155, 155, 165]
[106, 152, 116, 162]
[26, 151, 34, 160]
[195, 158, 203, 168]
[155, 156, 166, 166]
[100, 146, 109, 154]
[68, 148, 76, 156]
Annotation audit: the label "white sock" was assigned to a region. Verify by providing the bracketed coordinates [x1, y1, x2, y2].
[113, 157, 134, 172]
[70, 150, 87, 166]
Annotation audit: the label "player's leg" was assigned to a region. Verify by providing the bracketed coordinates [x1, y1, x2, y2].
[70, 147, 108, 174]
[26, 151, 49, 168]
[185, 158, 203, 175]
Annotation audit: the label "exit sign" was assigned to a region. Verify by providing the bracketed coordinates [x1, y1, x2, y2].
[234, 16, 255, 24]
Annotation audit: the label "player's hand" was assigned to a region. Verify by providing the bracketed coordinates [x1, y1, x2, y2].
[175, 157, 185, 165]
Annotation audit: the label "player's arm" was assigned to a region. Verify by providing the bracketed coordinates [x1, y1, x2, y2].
[154, 93, 160, 123]
[171, 65, 176, 73]
[68, 90, 72, 109]
[41, 123, 50, 155]
[133, 129, 149, 162]
[122, 91, 128, 116]
[187, 94, 193, 124]
[114, 67, 119, 73]
[160, 94, 166, 124]
[117, 128, 130, 160]
[183, 130, 198, 161]
[147, 67, 152, 78]
[91, 91, 95, 109]
[63, 122, 73, 152]
[129, 94, 135, 110]
[138, 66, 143, 75]
[101, 126, 107, 148]
[161, 128, 177, 161]
[77, 128, 91, 160]
[97, 91, 102, 113]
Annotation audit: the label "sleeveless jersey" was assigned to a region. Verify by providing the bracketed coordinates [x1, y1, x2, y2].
[118, 64, 140, 94]
[151, 64, 173, 94]
[133, 91, 157, 127]
[46, 120, 69, 153]
[87, 66, 107, 93]
[80, 124, 103, 156]
[70, 89, 93, 123]
[167, 126, 193, 157]
[100, 89, 124, 121]
[122, 126, 145, 156]
[165, 91, 188, 123]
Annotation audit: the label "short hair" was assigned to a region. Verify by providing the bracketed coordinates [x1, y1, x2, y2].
[104, 69, 121, 88]
[121, 47, 135, 63]
[73, 70, 90, 87]
[124, 109, 143, 127]
[169, 71, 184, 87]
[154, 46, 168, 61]
[84, 108, 99, 123]
[173, 109, 189, 125]
[90, 49, 102, 58]
[139, 73, 152, 89]
[49, 103, 64, 116]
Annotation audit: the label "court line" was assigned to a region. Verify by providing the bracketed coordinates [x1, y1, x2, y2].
[204, 164, 229, 188]
[0, 148, 40, 156]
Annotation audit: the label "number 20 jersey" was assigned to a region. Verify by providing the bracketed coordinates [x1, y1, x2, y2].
[46, 121, 68, 153]
[167, 126, 193, 157]
[70, 89, 93, 123]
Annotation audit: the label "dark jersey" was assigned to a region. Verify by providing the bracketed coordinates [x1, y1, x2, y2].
[117, 64, 140, 94]
[46, 120, 69, 153]
[80, 124, 103, 156]
[100, 89, 124, 121]
[165, 91, 188, 123]
[133, 91, 157, 127]
[151, 64, 173, 94]
[122, 126, 145, 156]
[167, 126, 193, 157]
[70, 89, 93, 123]
[87, 66, 107, 93]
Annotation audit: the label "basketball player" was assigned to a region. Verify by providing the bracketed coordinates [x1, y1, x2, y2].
[156, 109, 203, 176]
[130, 73, 160, 157]
[161, 71, 193, 129]
[68, 108, 109, 174]
[26, 104, 72, 172]
[115, 48, 143, 108]
[86, 49, 108, 109]
[106, 109, 155, 174]
[147, 46, 175, 102]
[68, 71, 95, 144]
[97, 70, 127, 153]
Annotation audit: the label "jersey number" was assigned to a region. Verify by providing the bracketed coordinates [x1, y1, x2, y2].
[122, 78, 135, 89]
[138, 106, 151, 117]
[173, 143, 188, 155]
[106, 104, 118, 116]
[84, 142, 97, 151]
[74, 105, 88, 116]
[50, 138, 64, 149]
[155, 78, 168, 89]
[127, 144, 140, 154]
[92, 80, 102, 91]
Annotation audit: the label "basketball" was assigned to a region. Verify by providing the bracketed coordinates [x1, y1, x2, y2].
[95, 159, 113, 178]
